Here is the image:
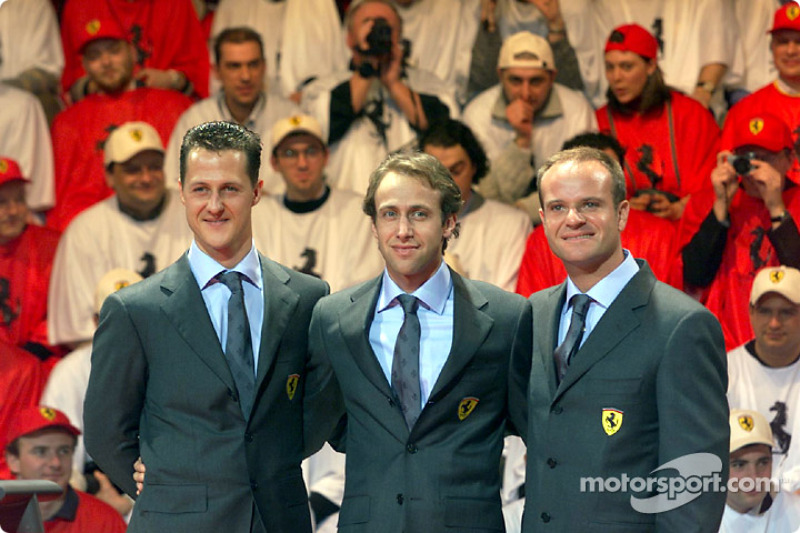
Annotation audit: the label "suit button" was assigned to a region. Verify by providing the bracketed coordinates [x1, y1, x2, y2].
[406, 443, 418, 454]
[547, 458, 557, 469]
[229, 390, 238, 402]
[552, 405, 563, 414]
[251, 481, 258, 491]
[541, 512, 551, 523]
[245, 432, 254, 443]
[388, 398, 395, 407]
[396, 493, 404, 505]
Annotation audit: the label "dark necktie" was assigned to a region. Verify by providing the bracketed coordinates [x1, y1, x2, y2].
[391, 294, 422, 430]
[553, 294, 592, 384]
[217, 271, 255, 418]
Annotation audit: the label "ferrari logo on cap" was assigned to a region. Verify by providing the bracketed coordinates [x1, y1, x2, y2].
[0, 160, 7, 174]
[114, 281, 130, 291]
[289, 116, 302, 126]
[458, 397, 479, 421]
[130, 129, 143, 142]
[770, 271, 785, 284]
[788, 5, 800, 20]
[39, 407, 57, 421]
[749, 118, 764, 136]
[738, 414, 754, 432]
[86, 19, 101, 36]
[286, 374, 300, 400]
[602, 408, 623, 436]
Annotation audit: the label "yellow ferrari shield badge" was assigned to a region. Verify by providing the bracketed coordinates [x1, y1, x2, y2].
[286, 374, 300, 400]
[770, 270, 785, 284]
[39, 407, 57, 421]
[602, 408, 623, 436]
[458, 397, 479, 421]
[738, 414, 754, 432]
[85, 19, 101, 36]
[749, 118, 764, 136]
[0, 160, 7, 174]
[789, 4, 800, 20]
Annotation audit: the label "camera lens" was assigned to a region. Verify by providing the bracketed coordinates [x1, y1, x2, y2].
[365, 17, 393, 56]
[732, 156, 752, 176]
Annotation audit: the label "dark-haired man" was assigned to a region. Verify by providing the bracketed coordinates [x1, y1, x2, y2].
[419, 119, 531, 292]
[85, 121, 341, 532]
[165, 26, 300, 195]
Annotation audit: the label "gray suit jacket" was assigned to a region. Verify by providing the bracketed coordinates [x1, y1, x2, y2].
[309, 269, 533, 533]
[84, 253, 341, 532]
[509, 261, 729, 532]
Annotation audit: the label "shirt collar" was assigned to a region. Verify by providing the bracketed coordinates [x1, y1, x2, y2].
[491, 83, 562, 123]
[377, 260, 452, 315]
[563, 250, 639, 313]
[217, 91, 266, 128]
[188, 240, 262, 290]
[48, 485, 78, 522]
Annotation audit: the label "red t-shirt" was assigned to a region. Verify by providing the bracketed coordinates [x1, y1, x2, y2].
[48, 88, 192, 231]
[597, 91, 719, 204]
[0, 224, 61, 353]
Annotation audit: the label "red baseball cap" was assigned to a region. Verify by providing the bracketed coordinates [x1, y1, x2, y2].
[0, 157, 27, 187]
[75, 17, 127, 53]
[5, 406, 81, 446]
[605, 24, 658, 60]
[731, 112, 794, 152]
[770, 2, 800, 33]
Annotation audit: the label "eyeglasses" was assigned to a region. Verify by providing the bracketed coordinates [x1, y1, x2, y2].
[277, 146, 324, 161]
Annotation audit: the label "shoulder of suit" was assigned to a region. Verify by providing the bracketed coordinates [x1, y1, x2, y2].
[261, 254, 329, 294]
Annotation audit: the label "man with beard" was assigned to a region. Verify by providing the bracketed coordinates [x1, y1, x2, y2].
[48, 15, 191, 231]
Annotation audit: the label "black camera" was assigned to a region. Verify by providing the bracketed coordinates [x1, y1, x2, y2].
[364, 17, 393, 56]
[727, 152, 756, 176]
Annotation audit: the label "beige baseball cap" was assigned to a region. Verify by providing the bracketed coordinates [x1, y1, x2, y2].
[94, 268, 143, 314]
[750, 266, 800, 306]
[270, 114, 325, 149]
[498, 31, 555, 71]
[104, 122, 164, 166]
[730, 409, 773, 453]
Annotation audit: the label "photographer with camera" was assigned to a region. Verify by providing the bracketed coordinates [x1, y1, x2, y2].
[301, 0, 457, 196]
[680, 112, 800, 350]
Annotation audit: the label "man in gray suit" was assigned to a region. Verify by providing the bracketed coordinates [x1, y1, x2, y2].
[309, 152, 532, 532]
[84, 121, 341, 532]
[509, 147, 729, 531]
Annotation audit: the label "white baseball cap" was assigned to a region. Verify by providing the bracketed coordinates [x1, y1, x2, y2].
[270, 114, 325, 149]
[498, 31, 555, 71]
[730, 409, 773, 453]
[750, 266, 800, 306]
[104, 121, 164, 166]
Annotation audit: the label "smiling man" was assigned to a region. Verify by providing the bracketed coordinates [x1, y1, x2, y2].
[48, 121, 192, 347]
[510, 146, 728, 531]
[84, 121, 341, 532]
[308, 151, 532, 532]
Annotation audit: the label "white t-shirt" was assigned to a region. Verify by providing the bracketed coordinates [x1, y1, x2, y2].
[445, 196, 531, 292]
[48, 189, 193, 345]
[251, 188, 383, 294]
[719, 491, 800, 533]
[727, 343, 800, 490]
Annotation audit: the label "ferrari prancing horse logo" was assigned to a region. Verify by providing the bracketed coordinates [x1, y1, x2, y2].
[602, 408, 624, 436]
[286, 374, 300, 400]
[458, 397, 479, 421]
[749, 118, 764, 136]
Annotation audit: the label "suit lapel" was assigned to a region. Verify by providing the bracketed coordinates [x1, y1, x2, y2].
[338, 276, 395, 399]
[160, 255, 237, 393]
[540, 284, 566, 401]
[428, 272, 493, 402]
[255, 254, 299, 390]
[554, 263, 655, 401]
